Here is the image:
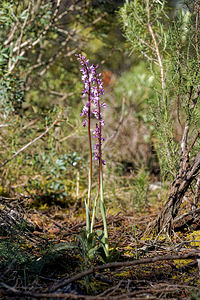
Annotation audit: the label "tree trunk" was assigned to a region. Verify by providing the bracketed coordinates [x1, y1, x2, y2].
[156, 153, 200, 235]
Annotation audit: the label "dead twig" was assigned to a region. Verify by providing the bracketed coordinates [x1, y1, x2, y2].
[187, 131, 200, 155]
[193, 175, 200, 208]
[0, 114, 61, 168]
[1, 253, 199, 299]
[112, 282, 200, 300]
[0, 283, 104, 299]
[174, 206, 200, 224]
[49, 252, 200, 292]
[146, 0, 165, 95]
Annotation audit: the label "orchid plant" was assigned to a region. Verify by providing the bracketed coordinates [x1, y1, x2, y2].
[76, 54, 108, 257]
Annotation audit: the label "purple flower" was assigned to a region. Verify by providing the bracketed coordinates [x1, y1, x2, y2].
[77, 54, 106, 164]
[82, 119, 88, 127]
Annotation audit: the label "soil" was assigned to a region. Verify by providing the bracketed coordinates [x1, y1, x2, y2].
[0, 196, 199, 300]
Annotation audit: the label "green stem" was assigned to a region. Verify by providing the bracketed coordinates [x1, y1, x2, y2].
[91, 191, 98, 233]
[95, 70, 109, 256]
[85, 199, 91, 236]
[87, 82, 92, 210]
[87, 157, 92, 209]
[100, 171, 109, 256]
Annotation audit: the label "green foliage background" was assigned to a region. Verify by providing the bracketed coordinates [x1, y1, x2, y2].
[0, 0, 199, 211]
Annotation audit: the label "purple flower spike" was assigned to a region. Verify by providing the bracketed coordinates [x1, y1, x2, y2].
[77, 54, 106, 164]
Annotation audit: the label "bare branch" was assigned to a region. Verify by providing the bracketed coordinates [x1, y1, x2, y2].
[181, 124, 189, 155]
[8, 0, 62, 73]
[138, 37, 157, 53]
[4, 23, 18, 46]
[181, 85, 200, 155]
[146, 0, 166, 96]
[12, 38, 32, 53]
[8, 1, 32, 72]
[49, 252, 200, 292]
[0, 114, 61, 168]
[195, 1, 200, 58]
[187, 153, 200, 180]
[141, 50, 159, 65]
[193, 175, 200, 208]
[31, 0, 61, 48]
[187, 131, 200, 154]
[0, 124, 11, 128]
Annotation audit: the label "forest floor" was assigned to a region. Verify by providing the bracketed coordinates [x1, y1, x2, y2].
[0, 195, 200, 300]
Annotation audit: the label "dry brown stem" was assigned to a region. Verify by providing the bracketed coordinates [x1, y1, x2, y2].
[146, 0, 165, 95]
[49, 252, 200, 292]
[0, 252, 199, 299]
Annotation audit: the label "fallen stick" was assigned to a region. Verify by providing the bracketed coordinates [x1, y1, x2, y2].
[1, 252, 199, 299]
[49, 252, 200, 292]
[0, 284, 102, 300]
[0, 114, 61, 168]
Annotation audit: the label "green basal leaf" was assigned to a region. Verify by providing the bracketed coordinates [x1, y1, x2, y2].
[53, 242, 77, 251]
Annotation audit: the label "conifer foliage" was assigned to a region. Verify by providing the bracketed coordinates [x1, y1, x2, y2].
[120, 0, 200, 233]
